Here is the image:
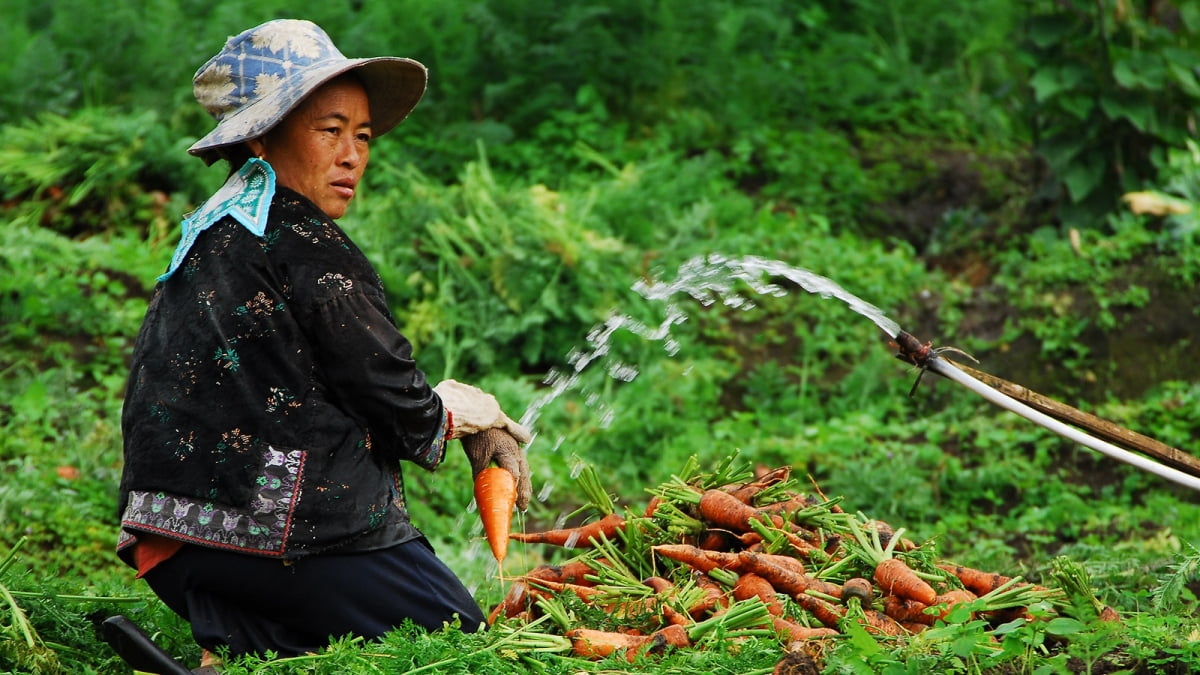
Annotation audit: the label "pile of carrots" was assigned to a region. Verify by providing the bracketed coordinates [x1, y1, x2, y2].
[480, 455, 1118, 666]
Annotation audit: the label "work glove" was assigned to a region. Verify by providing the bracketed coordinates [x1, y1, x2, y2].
[462, 428, 533, 510]
[433, 379, 532, 442]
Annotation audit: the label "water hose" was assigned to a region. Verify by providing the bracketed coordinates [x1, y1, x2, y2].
[893, 330, 1200, 493]
[928, 357, 1200, 492]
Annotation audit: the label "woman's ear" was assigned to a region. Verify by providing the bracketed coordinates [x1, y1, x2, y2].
[246, 137, 266, 159]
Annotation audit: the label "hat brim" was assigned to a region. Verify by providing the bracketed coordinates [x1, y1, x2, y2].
[187, 56, 427, 165]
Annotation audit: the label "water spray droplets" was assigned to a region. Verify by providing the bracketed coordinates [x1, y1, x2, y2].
[518, 254, 903, 509]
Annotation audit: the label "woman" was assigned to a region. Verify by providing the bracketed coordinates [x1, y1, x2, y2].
[112, 19, 532, 671]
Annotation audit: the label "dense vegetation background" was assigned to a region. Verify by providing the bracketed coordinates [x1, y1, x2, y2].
[2, 0, 1200, 672]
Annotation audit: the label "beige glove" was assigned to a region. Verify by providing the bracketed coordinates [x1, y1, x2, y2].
[462, 428, 533, 510]
[433, 379, 532, 442]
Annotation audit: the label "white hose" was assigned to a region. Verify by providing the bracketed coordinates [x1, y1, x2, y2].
[928, 357, 1200, 493]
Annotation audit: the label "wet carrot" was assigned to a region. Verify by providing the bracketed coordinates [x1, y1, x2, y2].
[566, 627, 651, 659]
[652, 544, 743, 574]
[642, 576, 691, 626]
[690, 572, 730, 617]
[937, 563, 1015, 596]
[772, 616, 838, 641]
[841, 577, 875, 606]
[698, 529, 742, 551]
[732, 572, 785, 616]
[861, 609, 908, 636]
[795, 591, 846, 628]
[931, 589, 978, 620]
[510, 512, 626, 548]
[525, 578, 606, 603]
[520, 559, 596, 586]
[492, 581, 533, 620]
[882, 594, 934, 626]
[697, 489, 785, 532]
[474, 467, 516, 563]
[737, 551, 842, 599]
[874, 557, 937, 605]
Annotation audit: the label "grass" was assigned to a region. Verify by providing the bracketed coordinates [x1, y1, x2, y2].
[3, 200, 1200, 672]
[2, 1, 1200, 671]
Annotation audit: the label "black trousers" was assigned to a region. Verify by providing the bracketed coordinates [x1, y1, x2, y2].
[143, 537, 485, 658]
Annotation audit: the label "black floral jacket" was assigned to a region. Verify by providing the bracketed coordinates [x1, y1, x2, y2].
[117, 187, 449, 563]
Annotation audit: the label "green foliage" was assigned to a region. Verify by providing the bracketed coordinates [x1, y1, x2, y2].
[0, 107, 208, 234]
[1023, 0, 1200, 228]
[2, 1, 1200, 672]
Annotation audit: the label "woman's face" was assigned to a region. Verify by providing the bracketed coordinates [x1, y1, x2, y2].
[249, 76, 372, 219]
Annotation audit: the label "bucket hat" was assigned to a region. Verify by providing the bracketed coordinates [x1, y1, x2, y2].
[188, 19, 427, 164]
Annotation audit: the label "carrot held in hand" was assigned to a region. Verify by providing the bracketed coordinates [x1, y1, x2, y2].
[474, 466, 517, 563]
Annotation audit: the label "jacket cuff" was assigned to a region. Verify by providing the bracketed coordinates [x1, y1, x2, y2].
[413, 408, 451, 470]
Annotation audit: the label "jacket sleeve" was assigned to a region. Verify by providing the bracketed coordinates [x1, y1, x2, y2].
[304, 283, 450, 469]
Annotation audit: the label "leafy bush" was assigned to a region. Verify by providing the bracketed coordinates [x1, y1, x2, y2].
[1023, 0, 1200, 227]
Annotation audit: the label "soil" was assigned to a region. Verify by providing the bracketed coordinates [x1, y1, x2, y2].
[867, 144, 1200, 403]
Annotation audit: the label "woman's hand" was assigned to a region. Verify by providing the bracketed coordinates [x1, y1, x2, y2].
[433, 380, 531, 442]
[461, 428, 532, 510]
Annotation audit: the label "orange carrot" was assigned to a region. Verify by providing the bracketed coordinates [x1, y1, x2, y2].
[555, 559, 598, 585]
[566, 627, 652, 659]
[520, 560, 596, 586]
[882, 594, 934, 626]
[757, 494, 817, 517]
[937, 563, 1015, 596]
[525, 578, 606, 604]
[795, 591, 846, 628]
[874, 557, 937, 605]
[652, 544, 743, 574]
[509, 512, 626, 548]
[474, 467, 516, 563]
[754, 552, 808, 577]
[492, 580, 533, 621]
[642, 576, 691, 626]
[697, 489, 785, 532]
[732, 572, 785, 616]
[649, 623, 692, 649]
[841, 577, 875, 606]
[861, 609, 908, 636]
[698, 529, 742, 551]
[772, 616, 839, 641]
[931, 589, 978, 620]
[689, 572, 730, 617]
[737, 551, 842, 599]
[566, 624, 690, 662]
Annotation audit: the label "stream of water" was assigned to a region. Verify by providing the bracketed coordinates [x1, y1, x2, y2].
[518, 253, 900, 443]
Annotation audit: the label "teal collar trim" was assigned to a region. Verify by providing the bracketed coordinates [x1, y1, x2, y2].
[158, 158, 276, 281]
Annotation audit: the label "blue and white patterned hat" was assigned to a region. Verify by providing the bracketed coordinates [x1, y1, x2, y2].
[187, 19, 427, 164]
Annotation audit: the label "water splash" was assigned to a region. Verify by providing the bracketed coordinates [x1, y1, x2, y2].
[519, 253, 901, 436]
[633, 254, 901, 338]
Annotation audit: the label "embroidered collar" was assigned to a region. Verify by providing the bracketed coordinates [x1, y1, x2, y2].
[159, 158, 276, 281]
